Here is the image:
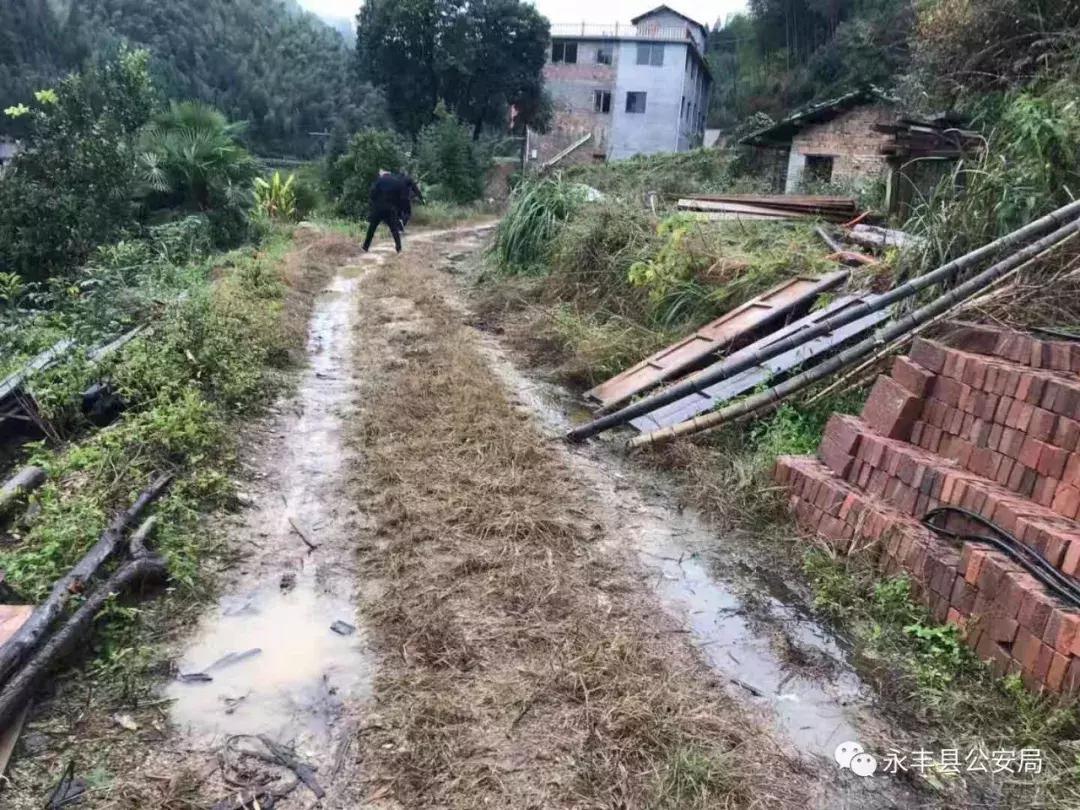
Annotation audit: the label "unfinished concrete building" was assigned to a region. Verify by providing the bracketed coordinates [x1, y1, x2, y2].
[525, 5, 712, 169]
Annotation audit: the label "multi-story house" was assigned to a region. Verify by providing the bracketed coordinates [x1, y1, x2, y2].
[525, 5, 713, 169]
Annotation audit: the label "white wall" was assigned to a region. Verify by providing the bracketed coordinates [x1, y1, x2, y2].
[610, 41, 689, 159]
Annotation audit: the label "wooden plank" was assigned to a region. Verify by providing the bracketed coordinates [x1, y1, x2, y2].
[677, 199, 812, 218]
[630, 298, 891, 432]
[585, 271, 849, 410]
[0, 604, 33, 776]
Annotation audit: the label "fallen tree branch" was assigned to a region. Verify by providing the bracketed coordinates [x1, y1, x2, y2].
[0, 474, 172, 687]
[0, 466, 46, 518]
[257, 735, 326, 799]
[0, 554, 168, 733]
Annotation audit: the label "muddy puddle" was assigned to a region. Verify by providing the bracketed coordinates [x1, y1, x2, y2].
[467, 315, 922, 807]
[167, 251, 393, 770]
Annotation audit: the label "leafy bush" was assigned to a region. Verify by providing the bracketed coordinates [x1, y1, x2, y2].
[327, 128, 409, 218]
[0, 48, 156, 281]
[416, 104, 492, 204]
[907, 76, 1080, 266]
[493, 177, 586, 273]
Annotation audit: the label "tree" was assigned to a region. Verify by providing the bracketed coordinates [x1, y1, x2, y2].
[0, 48, 156, 280]
[355, 0, 550, 137]
[417, 104, 491, 202]
[0, 0, 358, 157]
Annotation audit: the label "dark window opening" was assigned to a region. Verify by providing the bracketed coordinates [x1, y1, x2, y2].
[596, 46, 612, 65]
[805, 155, 835, 184]
[636, 43, 664, 66]
[593, 90, 612, 113]
[626, 91, 647, 114]
[552, 40, 578, 64]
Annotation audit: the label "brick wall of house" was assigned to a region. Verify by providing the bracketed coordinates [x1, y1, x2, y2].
[787, 103, 894, 190]
[528, 47, 617, 168]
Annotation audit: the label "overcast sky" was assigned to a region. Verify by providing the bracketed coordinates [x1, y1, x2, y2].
[297, 1, 748, 30]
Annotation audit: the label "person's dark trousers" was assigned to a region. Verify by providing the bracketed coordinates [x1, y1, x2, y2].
[362, 210, 402, 252]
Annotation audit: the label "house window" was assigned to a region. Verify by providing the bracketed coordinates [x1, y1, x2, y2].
[593, 90, 611, 114]
[552, 40, 578, 64]
[636, 43, 664, 66]
[626, 91, 647, 114]
[805, 155, 835, 184]
[596, 46, 612, 65]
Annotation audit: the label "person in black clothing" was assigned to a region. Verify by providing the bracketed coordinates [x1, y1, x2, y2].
[363, 171, 408, 253]
[397, 174, 424, 230]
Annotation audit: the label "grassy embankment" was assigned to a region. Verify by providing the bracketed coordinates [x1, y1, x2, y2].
[478, 148, 1080, 806]
[0, 218, 352, 801]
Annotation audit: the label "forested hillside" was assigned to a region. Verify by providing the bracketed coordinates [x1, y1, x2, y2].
[707, 0, 1080, 131]
[0, 0, 381, 156]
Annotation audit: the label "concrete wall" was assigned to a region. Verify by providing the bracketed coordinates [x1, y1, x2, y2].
[527, 38, 617, 167]
[610, 40, 689, 159]
[784, 103, 894, 192]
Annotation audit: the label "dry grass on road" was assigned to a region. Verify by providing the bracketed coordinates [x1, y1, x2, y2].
[349, 239, 810, 809]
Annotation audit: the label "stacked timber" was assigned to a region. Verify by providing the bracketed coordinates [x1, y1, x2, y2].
[677, 194, 858, 223]
[877, 118, 983, 160]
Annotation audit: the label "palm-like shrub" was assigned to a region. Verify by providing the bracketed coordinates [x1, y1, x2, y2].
[138, 101, 258, 212]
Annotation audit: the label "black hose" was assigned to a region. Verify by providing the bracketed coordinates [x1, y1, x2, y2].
[922, 506, 1080, 610]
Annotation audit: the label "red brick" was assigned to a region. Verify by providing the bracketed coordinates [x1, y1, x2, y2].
[1065, 454, 1080, 488]
[935, 377, 964, 407]
[1063, 538, 1080, 577]
[891, 356, 934, 398]
[1044, 609, 1080, 655]
[950, 577, 977, 614]
[910, 338, 947, 374]
[995, 396, 1014, 424]
[1052, 484, 1080, 521]
[1018, 589, 1056, 637]
[1047, 651, 1070, 692]
[1067, 660, 1080, 694]
[946, 323, 1004, 355]
[1033, 476, 1060, 508]
[859, 378, 920, 440]
[1028, 408, 1058, 443]
[1038, 444, 1070, 480]
[1035, 643, 1056, 682]
[1000, 428, 1026, 460]
[1014, 627, 1044, 672]
[994, 457, 1015, 487]
[1052, 418, 1080, 454]
[987, 614, 1020, 643]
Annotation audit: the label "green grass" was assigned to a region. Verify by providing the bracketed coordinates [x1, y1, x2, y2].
[0, 225, 300, 653]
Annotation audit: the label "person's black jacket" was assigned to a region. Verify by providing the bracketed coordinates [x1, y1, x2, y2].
[369, 173, 409, 218]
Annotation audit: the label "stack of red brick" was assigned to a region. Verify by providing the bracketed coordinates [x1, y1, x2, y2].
[775, 323, 1080, 693]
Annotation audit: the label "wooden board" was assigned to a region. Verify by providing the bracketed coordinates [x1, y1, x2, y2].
[0, 605, 33, 775]
[585, 272, 849, 411]
[630, 297, 891, 432]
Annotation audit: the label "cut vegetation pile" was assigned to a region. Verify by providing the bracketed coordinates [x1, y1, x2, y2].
[350, 242, 810, 809]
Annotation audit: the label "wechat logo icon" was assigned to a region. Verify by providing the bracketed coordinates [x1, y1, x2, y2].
[835, 741, 878, 777]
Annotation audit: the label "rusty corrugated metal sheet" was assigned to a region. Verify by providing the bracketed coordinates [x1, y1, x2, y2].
[585, 271, 848, 410]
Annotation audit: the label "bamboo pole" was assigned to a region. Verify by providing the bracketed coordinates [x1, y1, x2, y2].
[627, 221, 1080, 450]
[567, 199, 1080, 442]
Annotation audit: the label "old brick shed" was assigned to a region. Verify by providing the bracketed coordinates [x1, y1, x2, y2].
[741, 87, 897, 194]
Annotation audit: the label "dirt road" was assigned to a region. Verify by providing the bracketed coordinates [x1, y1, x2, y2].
[15, 225, 929, 808]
